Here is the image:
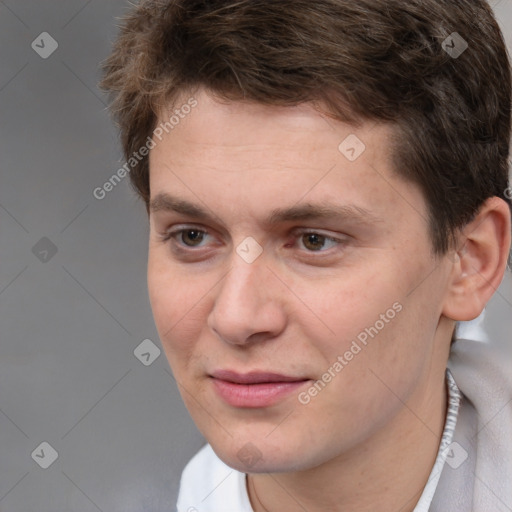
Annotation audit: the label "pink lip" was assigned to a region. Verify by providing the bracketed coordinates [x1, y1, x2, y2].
[210, 370, 310, 408]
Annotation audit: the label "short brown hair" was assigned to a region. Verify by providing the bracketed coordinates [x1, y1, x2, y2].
[100, 0, 511, 255]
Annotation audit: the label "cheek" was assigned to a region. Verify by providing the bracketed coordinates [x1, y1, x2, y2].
[292, 266, 400, 354]
[147, 253, 205, 357]
[295, 258, 435, 391]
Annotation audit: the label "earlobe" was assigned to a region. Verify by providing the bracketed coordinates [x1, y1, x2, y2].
[442, 197, 511, 322]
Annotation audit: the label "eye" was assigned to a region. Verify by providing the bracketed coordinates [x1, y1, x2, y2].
[178, 228, 207, 247]
[295, 231, 343, 252]
[163, 227, 211, 248]
[160, 226, 346, 257]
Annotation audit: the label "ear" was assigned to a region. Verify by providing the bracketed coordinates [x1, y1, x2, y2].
[442, 197, 511, 321]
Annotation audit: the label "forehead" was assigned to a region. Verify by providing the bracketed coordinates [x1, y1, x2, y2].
[148, 88, 427, 229]
[153, 89, 375, 157]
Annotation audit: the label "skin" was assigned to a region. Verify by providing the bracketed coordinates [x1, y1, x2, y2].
[147, 87, 511, 512]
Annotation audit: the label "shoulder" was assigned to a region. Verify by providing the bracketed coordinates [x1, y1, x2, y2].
[176, 444, 253, 512]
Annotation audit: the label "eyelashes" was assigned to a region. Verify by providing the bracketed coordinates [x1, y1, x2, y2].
[161, 226, 346, 256]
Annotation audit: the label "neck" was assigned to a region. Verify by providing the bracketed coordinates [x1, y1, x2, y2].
[248, 364, 448, 512]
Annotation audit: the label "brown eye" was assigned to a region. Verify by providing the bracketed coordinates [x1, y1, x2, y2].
[302, 233, 327, 251]
[292, 230, 345, 254]
[180, 229, 206, 247]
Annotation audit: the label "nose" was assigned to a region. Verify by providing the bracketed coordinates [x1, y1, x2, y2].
[207, 250, 287, 346]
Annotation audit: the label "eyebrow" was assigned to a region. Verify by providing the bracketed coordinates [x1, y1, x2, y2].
[149, 193, 383, 226]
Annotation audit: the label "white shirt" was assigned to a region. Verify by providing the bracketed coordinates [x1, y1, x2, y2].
[176, 370, 462, 512]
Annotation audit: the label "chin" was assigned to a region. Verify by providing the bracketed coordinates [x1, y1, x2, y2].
[208, 432, 324, 474]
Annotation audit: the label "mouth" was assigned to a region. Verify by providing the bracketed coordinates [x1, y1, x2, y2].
[209, 369, 311, 408]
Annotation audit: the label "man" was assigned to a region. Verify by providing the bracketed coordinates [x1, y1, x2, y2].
[100, 0, 512, 510]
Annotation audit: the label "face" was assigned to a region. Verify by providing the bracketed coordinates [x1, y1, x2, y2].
[147, 88, 453, 473]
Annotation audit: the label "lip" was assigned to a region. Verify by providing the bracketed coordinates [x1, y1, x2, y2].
[210, 370, 311, 408]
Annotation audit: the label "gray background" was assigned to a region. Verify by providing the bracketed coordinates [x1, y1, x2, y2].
[0, 1, 511, 511]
